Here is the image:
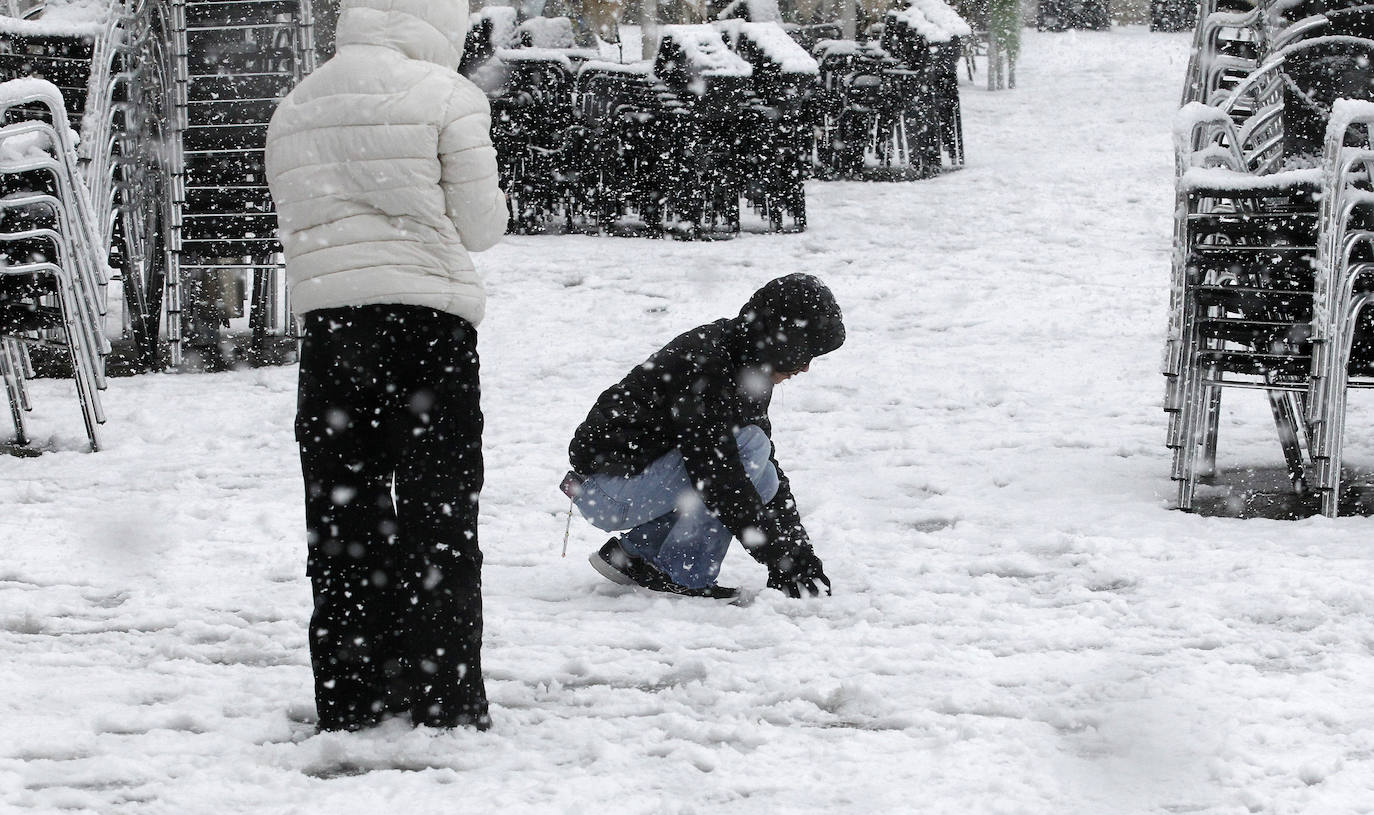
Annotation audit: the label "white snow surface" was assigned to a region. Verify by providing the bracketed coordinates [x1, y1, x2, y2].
[888, 0, 972, 43]
[660, 25, 753, 77]
[515, 16, 577, 49]
[472, 6, 520, 50]
[6, 28, 1374, 815]
[0, 0, 108, 37]
[717, 21, 820, 75]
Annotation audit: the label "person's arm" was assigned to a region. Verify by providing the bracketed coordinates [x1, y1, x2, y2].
[437, 81, 508, 252]
[664, 356, 831, 597]
[669, 359, 775, 546]
[754, 461, 831, 597]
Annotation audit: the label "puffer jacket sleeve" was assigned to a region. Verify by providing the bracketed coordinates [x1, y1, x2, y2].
[437, 80, 508, 252]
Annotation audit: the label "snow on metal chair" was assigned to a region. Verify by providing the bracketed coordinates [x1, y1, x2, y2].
[1169, 47, 1323, 507]
[811, 0, 968, 181]
[0, 83, 111, 342]
[573, 61, 675, 232]
[1182, 0, 1268, 107]
[652, 24, 754, 236]
[1167, 31, 1374, 511]
[718, 20, 815, 230]
[0, 1, 180, 373]
[1301, 101, 1374, 514]
[88, 1, 177, 371]
[812, 40, 902, 178]
[0, 78, 110, 449]
[881, 0, 968, 167]
[489, 51, 580, 234]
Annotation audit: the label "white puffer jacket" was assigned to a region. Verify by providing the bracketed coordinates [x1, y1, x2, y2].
[265, 0, 507, 326]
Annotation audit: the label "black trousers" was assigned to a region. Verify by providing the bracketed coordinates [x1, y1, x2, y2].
[296, 304, 486, 730]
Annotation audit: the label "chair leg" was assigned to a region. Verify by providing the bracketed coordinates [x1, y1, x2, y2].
[1, 339, 28, 446]
[7, 338, 31, 411]
[17, 341, 34, 379]
[1318, 294, 1374, 517]
[1292, 390, 1314, 454]
[1174, 363, 1209, 509]
[1319, 375, 1348, 517]
[1200, 387, 1222, 479]
[1267, 389, 1308, 495]
[1310, 365, 1337, 512]
[55, 280, 102, 452]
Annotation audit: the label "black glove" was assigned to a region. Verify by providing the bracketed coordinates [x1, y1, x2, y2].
[765, 547, 832, 598]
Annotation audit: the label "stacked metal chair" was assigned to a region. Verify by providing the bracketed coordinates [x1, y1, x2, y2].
[573, 62, 675, 232]
[463, 17, 813, 237]
[0, 0, 310, 374]
[719, 20, 816, 230]
[0, 77, 110, 449]
[0, 1, 184, 373]
[167, 0, 315, 366]
[1036, 0, 1111, 30]
[1167, 5, 1374, 514]
[105, 1, 177, 371]
[881, 4, 967, 168]
[651, 24, 755, 236]
[1181, 0, 1268, 107]
[486, 50, 582, 233]
[812, 0, 968, 180]
[812, 40, 906, 178]
[1306, 100, 1374, 514]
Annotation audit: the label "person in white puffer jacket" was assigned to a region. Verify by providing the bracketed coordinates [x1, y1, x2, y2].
[265, 0, 506, 734]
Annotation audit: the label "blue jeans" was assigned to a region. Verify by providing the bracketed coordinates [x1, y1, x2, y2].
[573, 425, 780, 588]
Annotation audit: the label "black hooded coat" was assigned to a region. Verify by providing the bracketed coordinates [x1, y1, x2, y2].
[568, 274, 845, 561]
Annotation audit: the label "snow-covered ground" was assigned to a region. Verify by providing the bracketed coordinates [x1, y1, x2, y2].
[6, 28, 1374, 815]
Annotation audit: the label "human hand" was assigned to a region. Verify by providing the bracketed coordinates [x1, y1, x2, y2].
[766, 547, 832, 598]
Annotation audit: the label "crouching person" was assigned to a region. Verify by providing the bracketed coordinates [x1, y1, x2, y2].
[563, 274, 845, 600]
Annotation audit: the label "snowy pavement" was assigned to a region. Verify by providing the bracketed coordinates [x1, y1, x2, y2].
[5, 28, 1374, 815]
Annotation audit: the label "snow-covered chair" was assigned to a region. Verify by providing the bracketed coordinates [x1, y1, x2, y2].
[810, 0, 968, 181]
[460, 14, 818, 236]
[490, 49, 580, 233]
[573, 61, 672, 231]
[0, 78, 110, 450]
[1181, 0, 1267, 107]
[651, 25, 754, 236]
[812, 40, 909, 179]
[0, 1, 185, 373]
[718, 20, 816, 230]
[881, 2, 968, 167]
[1166, 31, 1374, 513]
[1301, 101, 1374, 514]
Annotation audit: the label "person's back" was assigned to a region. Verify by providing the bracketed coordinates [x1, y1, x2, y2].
[266, 0, 507, 324]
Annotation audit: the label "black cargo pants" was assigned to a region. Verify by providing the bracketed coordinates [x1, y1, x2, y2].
[296, 304, 486, 731]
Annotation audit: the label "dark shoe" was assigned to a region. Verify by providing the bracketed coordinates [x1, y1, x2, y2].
[589, 537, 652, 586]
[413, 698, 491, 731]
[316, 714, 381, 733]
[414, 711, 492, 731]
[643, 578, 740, 600]
[590, 537, 739, 600]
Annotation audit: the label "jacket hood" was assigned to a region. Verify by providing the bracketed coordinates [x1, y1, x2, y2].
[335, 0, 468, 68]
[735, 273, 845, 373]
